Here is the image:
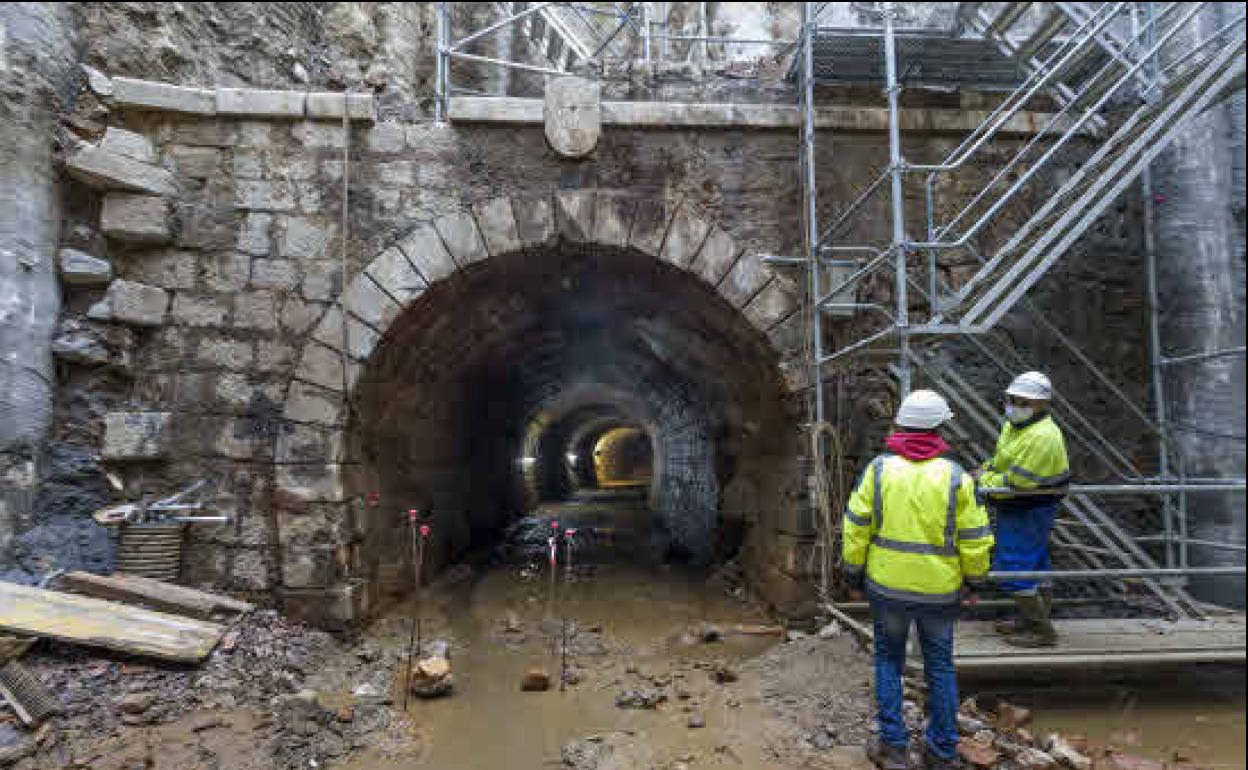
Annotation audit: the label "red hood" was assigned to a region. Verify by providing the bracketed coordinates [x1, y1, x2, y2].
[885, 431, 950, 461]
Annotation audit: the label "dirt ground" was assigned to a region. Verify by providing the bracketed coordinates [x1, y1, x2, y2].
[2, 563, 879, 770]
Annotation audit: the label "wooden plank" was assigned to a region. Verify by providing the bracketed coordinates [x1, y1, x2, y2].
[60, 571, 254, 619]
[0, 582, 225, 663]
[0, 636, 36, 664]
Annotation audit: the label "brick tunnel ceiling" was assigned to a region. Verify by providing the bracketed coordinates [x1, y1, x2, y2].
[350, 245, 792, 564]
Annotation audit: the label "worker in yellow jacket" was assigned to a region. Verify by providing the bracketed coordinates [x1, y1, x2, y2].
[974, 371, 1070, 648]
[843, 390, 993, 770]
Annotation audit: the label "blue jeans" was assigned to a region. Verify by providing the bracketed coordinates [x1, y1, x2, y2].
[870, 600, 959, 760]
[992, 498, 1060, 594]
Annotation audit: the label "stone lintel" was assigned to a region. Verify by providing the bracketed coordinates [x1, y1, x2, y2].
[449, 95, 1090, 136]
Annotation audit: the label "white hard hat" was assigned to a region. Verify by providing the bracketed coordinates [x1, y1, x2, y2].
[895, 389, 954, 430]
[1006, 371, 1052, 400]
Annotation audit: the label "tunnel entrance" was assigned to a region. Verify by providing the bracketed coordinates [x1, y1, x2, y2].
[346, 239, 795, 601]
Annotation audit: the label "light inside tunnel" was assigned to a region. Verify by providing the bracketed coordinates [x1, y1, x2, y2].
[347, 244, 796, 597]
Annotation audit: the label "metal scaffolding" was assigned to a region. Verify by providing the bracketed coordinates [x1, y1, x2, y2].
[796, 2, 1247, 616]
[431, 3, 1245, 618]
[433, 2, 799, 123]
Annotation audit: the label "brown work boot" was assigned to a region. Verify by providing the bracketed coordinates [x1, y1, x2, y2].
[923, 745, 958, 770]
[1003, 594, 1057, 648]
[994, 616, 1028, 635]
[866, 737, 910, 770]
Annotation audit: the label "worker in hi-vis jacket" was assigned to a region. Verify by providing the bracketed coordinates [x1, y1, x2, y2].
[974, 371, 1070, 649]
[843, 389, 994, 770]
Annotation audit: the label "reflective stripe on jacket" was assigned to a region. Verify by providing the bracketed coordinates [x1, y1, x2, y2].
[980, 414, 1070, 499]
[842, 454, 994, 604]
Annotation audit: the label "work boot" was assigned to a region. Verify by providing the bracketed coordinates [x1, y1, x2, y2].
[866, 737, 909, 770]
[994, 615, 1028, 635]
[923, 745, 958, 770]
[1003, 594, 1057, 648]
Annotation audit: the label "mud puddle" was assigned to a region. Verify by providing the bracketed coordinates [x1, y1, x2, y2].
[332, 560, 783, 770]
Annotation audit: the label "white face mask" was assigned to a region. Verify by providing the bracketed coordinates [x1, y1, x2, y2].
[1005, 404, 1034, 424]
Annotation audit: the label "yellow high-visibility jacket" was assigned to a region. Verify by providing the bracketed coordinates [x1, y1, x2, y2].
[980, 414, 1070, 499]
[843, 454, 994, 605]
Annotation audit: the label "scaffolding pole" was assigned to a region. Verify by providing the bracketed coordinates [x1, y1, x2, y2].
[801, 2, 824, 424]
[882, 2, 911, 397]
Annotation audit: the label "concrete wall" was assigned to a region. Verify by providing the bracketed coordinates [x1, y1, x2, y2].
[1153, 5, 1247, 607]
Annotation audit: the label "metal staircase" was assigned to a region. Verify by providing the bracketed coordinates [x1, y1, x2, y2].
[797, 2, 1247, 616]
[941, 30, 1246, 330]
[501, 2, 637, 72]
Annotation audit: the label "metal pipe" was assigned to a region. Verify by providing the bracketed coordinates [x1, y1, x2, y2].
[449, 2, 557, 52]
[1137, 0, 1177, 569]
[882, 2, 910, 397]
[1141, 12, 1248, 96]
[447, 50, 569, 77]
[820, 327, 895, 365]
[1135, 536, 1247, 552]
[651, 34, 795, 45]
[978, 483, 1246, 495]
[985, 566, 1246, 580]
[801, 1, 824, 423]
[1161, 346, 1248, 366]
[641, 1, 652, 62]
[434, 2, 447, 124]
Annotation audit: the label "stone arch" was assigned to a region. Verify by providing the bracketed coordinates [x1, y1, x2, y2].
[271, 188, 798, 620]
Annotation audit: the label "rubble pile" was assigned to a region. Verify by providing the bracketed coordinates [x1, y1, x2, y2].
[953, 697, 1203, 770]
[1, 610, 411, 769]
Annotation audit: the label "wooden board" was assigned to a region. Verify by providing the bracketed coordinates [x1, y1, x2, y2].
[0, 635, 35, 664]
[0, 582, 225, 663]
[947, 616, 1246, 671]
[60, 571, 254, 619]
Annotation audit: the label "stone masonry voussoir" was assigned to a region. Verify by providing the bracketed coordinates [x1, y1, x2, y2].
[629, 198, 676, 256]
[593, 192, 636, 249]
[660, 205, 712, 269]
[554, 190, 596, 243]
[345, 273, 403, 330]
[719, 254, 772, 308]
[365, 247, 427, 307]
[473, 198, 522, 256]
[742, 279, 798, 333]
[511, 195, 558, 249]
[396, 226, 458, 283]
[433, 212, 488, 267]
[691, 226, 742, 288]
[310, 306, 380, 362]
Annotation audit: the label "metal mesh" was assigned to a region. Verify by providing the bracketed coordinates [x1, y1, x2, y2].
[810, 30, 1026, 89]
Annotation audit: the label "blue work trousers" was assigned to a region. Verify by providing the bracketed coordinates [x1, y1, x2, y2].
[991, 497, 1060, 594]
[869, 599, 959, 761]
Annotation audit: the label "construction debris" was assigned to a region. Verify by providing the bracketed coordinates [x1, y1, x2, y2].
[520, 665, 551, 692]
[409, 655, 453, 698]
[56, 571, 254, 619]
[0, 662, 60, 727]
[0, 581, 225, 663]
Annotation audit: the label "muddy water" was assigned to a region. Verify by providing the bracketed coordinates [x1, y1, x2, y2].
[978, 672, 1246, 770]
[337, 496, 783, 770]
